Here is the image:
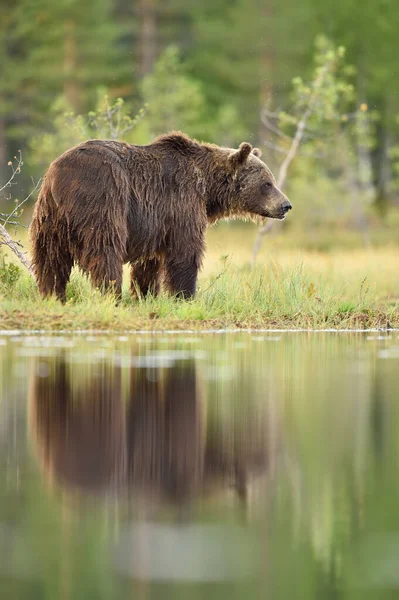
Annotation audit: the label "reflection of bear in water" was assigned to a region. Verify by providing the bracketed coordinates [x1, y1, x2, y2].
[29, 357, 271, 505]
[127, 365, 205, 502]
[29, 360, 126, 493]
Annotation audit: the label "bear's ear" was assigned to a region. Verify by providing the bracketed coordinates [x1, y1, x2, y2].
[229, 142, 252, 170]
[252, 147, 262, 158]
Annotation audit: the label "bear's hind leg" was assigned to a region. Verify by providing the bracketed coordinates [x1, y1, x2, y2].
[30, 209, 73, 302]
[87, 256, 124, 300]
[53, 251, 74, 303]
[74, 201, 128, 301]
[130, 257, 162, 299]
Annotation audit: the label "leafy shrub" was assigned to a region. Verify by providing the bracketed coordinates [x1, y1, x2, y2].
[0, 255, 22, 292]
[28, 93, 148, 175]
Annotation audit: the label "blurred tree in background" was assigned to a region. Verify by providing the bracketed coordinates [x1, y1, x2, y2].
[1, 0, 399, 229]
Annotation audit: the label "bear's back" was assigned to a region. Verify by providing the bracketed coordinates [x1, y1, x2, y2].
[52, 139, 133, 170]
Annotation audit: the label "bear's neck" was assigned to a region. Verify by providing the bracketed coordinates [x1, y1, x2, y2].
[199, 148, 235, 224]
[206, 197, 232, 224]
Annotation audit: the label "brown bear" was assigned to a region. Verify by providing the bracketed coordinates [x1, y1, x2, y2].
[30, 132, 291, 300]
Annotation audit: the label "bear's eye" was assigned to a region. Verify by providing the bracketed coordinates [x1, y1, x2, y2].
[261, 182, 273, 193]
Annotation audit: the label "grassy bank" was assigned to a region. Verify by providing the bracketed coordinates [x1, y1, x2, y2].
[1, 226, 398, 331]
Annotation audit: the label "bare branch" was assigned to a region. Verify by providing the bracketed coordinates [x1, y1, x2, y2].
[261, 139, 290, 154]
[260, 108, 293, 141]
[252, 59, 332, 264]
[0, 150, 35, 275]
[262, 138, 325, 159]
[0, 223, 33, 275]
[260, 106, 282, 120]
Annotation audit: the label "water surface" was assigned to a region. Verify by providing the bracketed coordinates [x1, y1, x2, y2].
[0, 331, 398, 599]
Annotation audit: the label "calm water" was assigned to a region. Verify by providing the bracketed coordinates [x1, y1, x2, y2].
[1, 331, 399, 599]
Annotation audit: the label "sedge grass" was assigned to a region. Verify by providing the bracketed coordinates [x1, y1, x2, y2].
[1, 234, 398, 330]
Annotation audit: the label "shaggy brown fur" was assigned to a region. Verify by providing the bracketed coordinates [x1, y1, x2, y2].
[30, 132, 291, 300]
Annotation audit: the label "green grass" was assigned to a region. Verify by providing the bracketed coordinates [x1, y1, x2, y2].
[1, 244, 398, 330]
[1, 224, 399, 331]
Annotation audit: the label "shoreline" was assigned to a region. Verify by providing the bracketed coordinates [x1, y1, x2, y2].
[0, 325, 397, 336]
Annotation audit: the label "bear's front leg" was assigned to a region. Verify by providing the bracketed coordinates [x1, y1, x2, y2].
[164, 252, 202, 299]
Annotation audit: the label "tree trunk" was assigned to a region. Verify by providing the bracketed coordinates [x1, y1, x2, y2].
[258, 5, 274, 144]
[63, 20, 81, 111]
[372, 110, 391, 218]
[0, 110, 7, 184]
[138, 0, 157, 76]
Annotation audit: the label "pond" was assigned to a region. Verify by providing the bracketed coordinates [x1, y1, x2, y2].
[0, 331, 399, 599]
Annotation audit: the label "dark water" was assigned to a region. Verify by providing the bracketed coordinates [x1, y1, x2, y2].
[1, 331, 399, 599]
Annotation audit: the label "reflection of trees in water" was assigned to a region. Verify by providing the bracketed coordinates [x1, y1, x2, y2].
[29, 356, 271, 507]
[370, 367, 386, 458]
[205, 400, 271, 504]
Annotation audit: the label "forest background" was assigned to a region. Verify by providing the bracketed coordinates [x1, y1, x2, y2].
[1, 0, 399, 233]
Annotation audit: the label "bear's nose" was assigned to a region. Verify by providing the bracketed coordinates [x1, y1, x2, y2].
[282, 201, 292, 213]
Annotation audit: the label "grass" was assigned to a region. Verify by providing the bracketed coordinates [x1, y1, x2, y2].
[1, 225, 399, 331]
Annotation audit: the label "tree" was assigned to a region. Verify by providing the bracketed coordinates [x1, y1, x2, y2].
[252, 37, 363, 263]
[13, 0, 127, 112]
[140, 45, 207, 138]
[0, 0, 128, 189]
[309, 0, 399, 214]
[187, 0, 272, 141]
[0, 5, 23, 183]
[140, 45, 246, 144]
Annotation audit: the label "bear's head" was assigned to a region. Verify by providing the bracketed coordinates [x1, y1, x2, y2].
[227, 143, 292, 220]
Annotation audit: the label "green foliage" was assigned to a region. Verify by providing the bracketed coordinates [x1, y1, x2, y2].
[82, 97, 147, 141]
[0, 0, 128, 151]
[389, 144, 399, 188]
[29, 45, 246, 176]
[277, 36, 355, 139]
[141, 45, 207, 138]
[28, 94, 148, 174]
[387, 113, 399, 190]
[141, 45, 246, 143]
[0, 255, 21, 292]
[187, 0, 273, 136]
[212, 103, 247, 147]
[267, 37, 374, 229]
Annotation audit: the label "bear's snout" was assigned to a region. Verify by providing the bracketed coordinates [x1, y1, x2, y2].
[282, 200, 292, 214]
[272, 188, 292, 219]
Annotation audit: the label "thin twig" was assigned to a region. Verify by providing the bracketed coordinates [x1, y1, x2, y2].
[199, 260, 230, 295]
[0, 150, 35, 275]
[0, 151, 23, 194]
[3, 177, 41, 227]
[0, 215, 27, 228]
[252, 61, 332, 264]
